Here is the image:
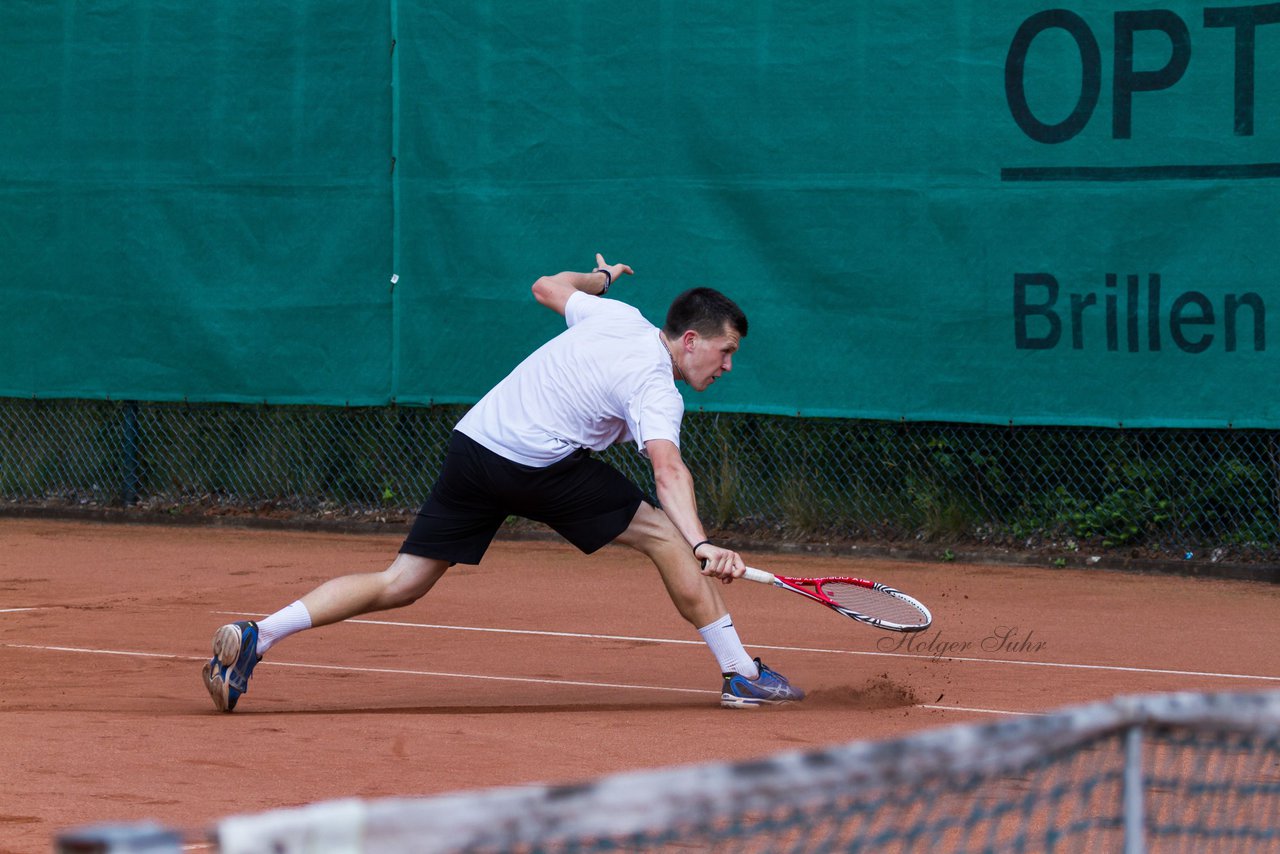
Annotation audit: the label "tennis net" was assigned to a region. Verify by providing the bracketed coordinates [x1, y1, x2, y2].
[198, 690, 1280, 853]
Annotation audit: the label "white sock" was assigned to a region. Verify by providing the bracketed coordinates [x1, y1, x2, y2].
[697, 614, 759, 679]
[255, 601, 312, 656]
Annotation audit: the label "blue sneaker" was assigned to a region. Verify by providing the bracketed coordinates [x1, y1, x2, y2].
[721, 658, 805, 709]
[201, 621, 261, 712]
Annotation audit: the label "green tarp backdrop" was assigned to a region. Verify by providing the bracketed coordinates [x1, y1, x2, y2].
[2, 1, 1278, 427]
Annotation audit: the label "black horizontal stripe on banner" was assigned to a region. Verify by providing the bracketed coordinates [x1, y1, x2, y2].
[1001, 163, 1280, 182]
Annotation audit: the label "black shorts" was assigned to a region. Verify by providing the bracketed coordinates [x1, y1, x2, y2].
[399, 431, 649, 565]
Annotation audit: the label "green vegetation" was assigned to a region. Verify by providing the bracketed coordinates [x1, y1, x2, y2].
[1, 399, 1276, 559]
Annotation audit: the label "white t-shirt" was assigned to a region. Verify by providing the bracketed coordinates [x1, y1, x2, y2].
[455, 291, 685, 466]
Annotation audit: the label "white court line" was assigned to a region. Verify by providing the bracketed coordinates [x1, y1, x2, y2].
[215, 611, 1280, 685]
[1, 642, 1047, 716]
[920, 704, 1043, 717]
[0, 643, 711, 696]
[0, 607, 43, 614]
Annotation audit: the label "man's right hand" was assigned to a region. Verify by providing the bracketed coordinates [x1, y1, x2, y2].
[695, 542, 746, 584]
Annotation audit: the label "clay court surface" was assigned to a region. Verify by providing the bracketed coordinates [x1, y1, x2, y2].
[2, 518, 1279, 850]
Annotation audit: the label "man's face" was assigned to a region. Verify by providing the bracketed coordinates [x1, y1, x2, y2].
[681, 324, 741, 392]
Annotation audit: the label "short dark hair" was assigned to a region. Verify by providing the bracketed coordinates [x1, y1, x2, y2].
[663, 287, 748, 339]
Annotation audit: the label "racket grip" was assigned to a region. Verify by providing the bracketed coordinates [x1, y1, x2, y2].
[741, 566, 776, 584]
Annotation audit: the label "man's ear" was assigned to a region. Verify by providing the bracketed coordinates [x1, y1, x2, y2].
[681, 329, 698, 349]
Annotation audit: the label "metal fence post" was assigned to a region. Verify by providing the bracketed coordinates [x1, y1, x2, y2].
[1123, 723, 1146, 854]
[122, 401, 140, 505]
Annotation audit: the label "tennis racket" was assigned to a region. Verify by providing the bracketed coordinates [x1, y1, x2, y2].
[741, 567, 932, 632]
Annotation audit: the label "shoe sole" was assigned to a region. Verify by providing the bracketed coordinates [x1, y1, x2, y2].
[212, 623, 246, 666]
[201, 624, 247, 713]
[202, 659, 231, 712]
[720, 695, 799, 709]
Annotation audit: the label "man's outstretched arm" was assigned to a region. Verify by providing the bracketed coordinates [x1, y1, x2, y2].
[531, 253, 634, 316]
[646, 438, 746, 582]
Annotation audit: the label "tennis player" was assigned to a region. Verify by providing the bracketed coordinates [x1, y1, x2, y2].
[203, 254, 804, 711]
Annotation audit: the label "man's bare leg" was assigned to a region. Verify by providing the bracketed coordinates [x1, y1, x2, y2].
[612, 502, 805, 707]
[612, 501, 727, 629]
[203, 553, 450, 711]
[299, 553, 451, 627]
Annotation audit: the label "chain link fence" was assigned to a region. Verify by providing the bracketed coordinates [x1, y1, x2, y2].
[2, 397, 1278, 561]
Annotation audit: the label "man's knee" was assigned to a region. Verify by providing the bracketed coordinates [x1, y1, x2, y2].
[381, 553, 449, 607]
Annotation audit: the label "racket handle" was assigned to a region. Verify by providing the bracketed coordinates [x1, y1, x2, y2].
[741, 566, 776, 585]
